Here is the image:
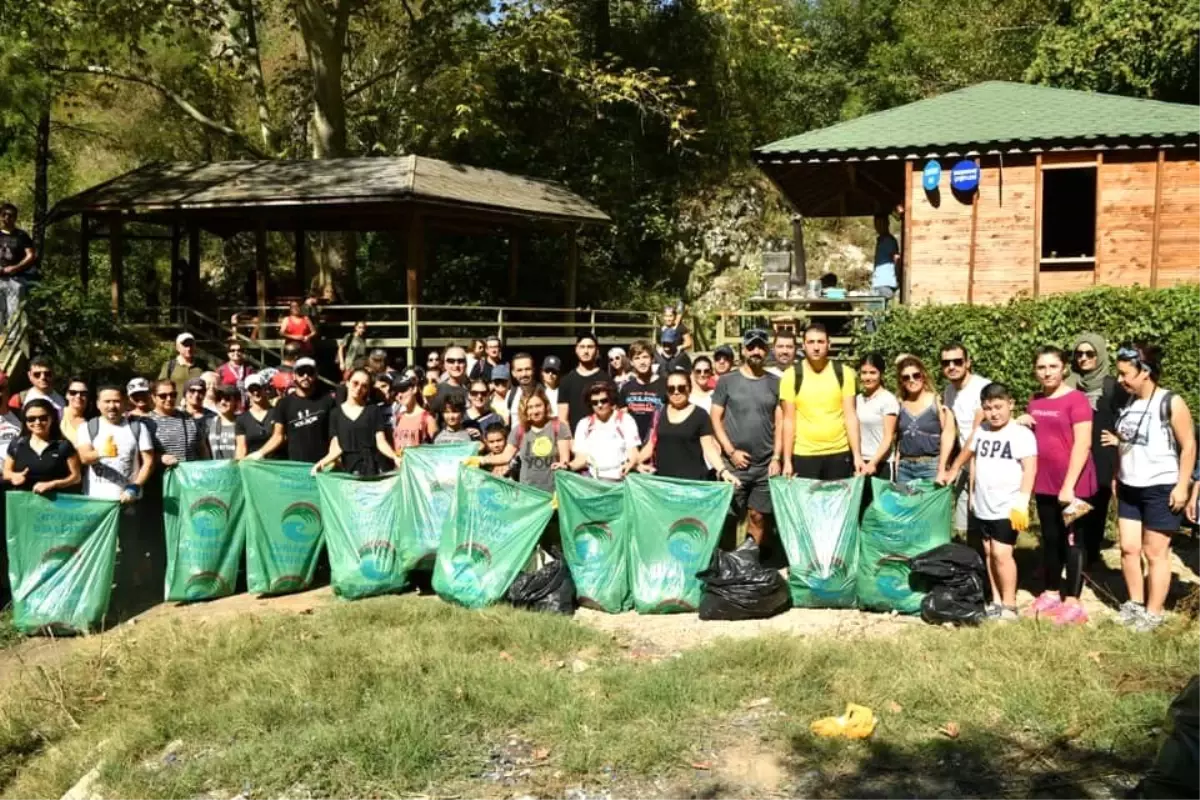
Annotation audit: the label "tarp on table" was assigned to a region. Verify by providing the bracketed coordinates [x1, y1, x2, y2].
[554, 470, 631, 613]
[316, 471, 409, 599]
[770, 476, 863, 608]
[856, 478, 952, 614]
[241, 460, 325, 595]
[6, 492, 120, 634]
[625, 473, 731, 614]
[398, 443, 481, 570]
[163, 461, 245, 602]
[433, 466, 554, 608]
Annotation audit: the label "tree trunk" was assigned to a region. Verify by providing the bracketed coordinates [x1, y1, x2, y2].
[32, 101, 50, 256]
[294, 0, 349, 159]
[228, 0, 277, 153]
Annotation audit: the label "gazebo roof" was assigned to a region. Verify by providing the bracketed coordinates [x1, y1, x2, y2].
[52, 155, 610, 231]
[756, 82, 1200, 163]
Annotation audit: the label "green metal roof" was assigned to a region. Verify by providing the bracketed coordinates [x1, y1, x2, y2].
[755, 81, 1200, 160]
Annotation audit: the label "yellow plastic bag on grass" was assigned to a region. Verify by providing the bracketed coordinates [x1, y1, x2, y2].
[810, 703, 877, 739]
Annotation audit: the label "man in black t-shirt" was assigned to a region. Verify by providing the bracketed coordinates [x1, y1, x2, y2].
[557, 332, 616, 432]
[273, 357, 334, 462]
[653, 327, 692, 378]
[428, 345, 469, 419]
[618, 340, 665, 443]
[0, 203, 36, 330]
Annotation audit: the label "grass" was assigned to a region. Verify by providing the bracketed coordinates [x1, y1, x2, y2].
[0, 595, 1195, 799]
[0, 611, 18, 651]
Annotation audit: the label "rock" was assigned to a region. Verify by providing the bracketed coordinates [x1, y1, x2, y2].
[571, 659, 590, 674]
[60, 763, 103, 800]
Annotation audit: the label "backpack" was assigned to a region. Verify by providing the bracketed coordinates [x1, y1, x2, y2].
[786, 360, 845, 397]
[514, 418, 562, 450]
[585, 408, 628, 441]
[86, 416, 145, 451]
[1157, 390, 1199, 458]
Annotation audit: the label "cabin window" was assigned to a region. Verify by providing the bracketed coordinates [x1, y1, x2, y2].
[1040, 167, 1097, 264]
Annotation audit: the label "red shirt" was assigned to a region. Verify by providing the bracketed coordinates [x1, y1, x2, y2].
[1028, 389, 1097, 498]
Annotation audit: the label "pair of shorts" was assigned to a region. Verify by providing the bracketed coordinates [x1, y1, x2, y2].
[731, 467, 772, 514]
[791, 451, 854, 481]
[977, 517, 1017, 546]
[1117, 482, 1184, 532]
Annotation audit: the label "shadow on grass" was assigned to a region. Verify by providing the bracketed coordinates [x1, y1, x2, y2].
[789, 728, 1150, 799]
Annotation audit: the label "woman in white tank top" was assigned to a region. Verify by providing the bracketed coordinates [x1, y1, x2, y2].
[1104, 343, 1196, 631]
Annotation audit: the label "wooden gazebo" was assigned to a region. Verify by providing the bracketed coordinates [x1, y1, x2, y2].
[51, 155, 611, 314]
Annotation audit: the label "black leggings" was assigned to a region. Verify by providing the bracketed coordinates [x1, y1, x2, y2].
[1036, 494, 1086, 599]
[1078, 485, 1112, 565]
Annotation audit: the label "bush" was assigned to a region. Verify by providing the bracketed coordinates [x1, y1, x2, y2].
[852, 285, 1200, 412]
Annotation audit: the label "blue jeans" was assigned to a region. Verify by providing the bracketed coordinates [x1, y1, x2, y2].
[896, 457, 938, 484]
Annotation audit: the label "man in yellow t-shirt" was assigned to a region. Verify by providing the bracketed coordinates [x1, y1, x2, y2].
[780, 322, 862, 480]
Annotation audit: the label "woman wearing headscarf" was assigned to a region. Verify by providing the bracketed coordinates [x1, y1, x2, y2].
[1065, 332, 1128, 565]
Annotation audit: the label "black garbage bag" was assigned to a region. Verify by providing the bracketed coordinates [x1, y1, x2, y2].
[506, 555, 576, 615]
[698, 539, 791, 621]
[1133, 675, 1199, 799]
[910, 543, 987, 625]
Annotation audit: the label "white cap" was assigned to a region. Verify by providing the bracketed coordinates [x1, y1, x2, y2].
[295, 357, 317, 370]
[608, 347, 626, 359]
[175, 332, 195, 346]
[245, 372, 266, 388]
[126, 377, 151, 396]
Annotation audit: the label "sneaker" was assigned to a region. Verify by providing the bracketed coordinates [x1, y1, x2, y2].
[1116, 600, 1146, 627]
[984, 602, 1002, 619]
[1025, 592, 1062, 618]
[996, 606, 1019, 622]
[1052, 603, 1089, 626]
[1132, 611, 1165, 633]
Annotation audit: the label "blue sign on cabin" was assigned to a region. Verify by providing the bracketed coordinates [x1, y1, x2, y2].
[950, 160, 980, 193]
[921, 160, 941, 192]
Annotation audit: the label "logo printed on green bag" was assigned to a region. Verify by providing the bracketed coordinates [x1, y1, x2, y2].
[269, 574, 308, 593]
[451, 542, 493, 568]
[34, 544, 78, 583]
[666, 517, 708, 562]
[357, 540, 397, 581]
[184, 571, 231, 599]
[188, 496, 229, 538]
[572, 522, 612, 562]
[280, 502, 322, 543]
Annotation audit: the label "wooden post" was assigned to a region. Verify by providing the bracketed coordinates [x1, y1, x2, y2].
[902, 160, 913, 304]
[791, 214, 806, 287]
[966, 157, 980, 305]
[79, 213, 91, 293]
[169, 224, 182, 321]
[507, 232, 519, 299]
[1150, 150, 1165, 288]
[1093, 152, 1103, 285]
[1033, 154, 1043, 298]
[565, 228, 578, 309]
[295, 228, 307, 293]
[186, 223, 200, 308]
[109, 216, 124, 317]
[406, 212, 424, 305]
[255, 222, 268, 325]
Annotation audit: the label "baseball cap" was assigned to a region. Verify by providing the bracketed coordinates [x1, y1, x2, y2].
[245, 373, 266, 388]
[368, 348, 388, 361]
[575, 332, 598, 346]
[294, 357, 317, 371]
[175, 332, 195, 346]
[608, 347, 626, 360]
[742, 328, 770, 348]
[542, 355, 562, 373]
[490, 365, 511, 382]
[660, 327, 679, 345]
[714, 344, 735, 360]
[184, 377, 207, 393]
[392, 374, 416, 392]
[126, 377, 151, 396]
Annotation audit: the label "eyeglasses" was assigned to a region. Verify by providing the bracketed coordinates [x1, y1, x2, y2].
[66, 389, 88, 397]
[295, 368, 316, 377]
[590, 397, 611, 407]
[901, 372, 923, 382]
[693, 368, 712, 376]
[25, 415, 49, 424]
[940, 358, 964, 368]
[445, 357, 466, 365]
[1074, 349, 1096, 358]
[156, 392, 177, 399]
[666, 385, 689, 395]
[187, 387, 205, 394]
[30, 370, 51, 379]
[469, 390, 488, 397]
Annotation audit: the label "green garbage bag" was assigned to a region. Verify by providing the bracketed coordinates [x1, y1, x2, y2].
[6, 492, 121, 634]
[554, 471, 631, 612]
[241, 460, 325, 595]
[770, 476, 863, 608]
[316, 471, 408, 599]
[433, 466, 553, 608]
[856, 478, 952, 614]
[163, 461, 245, 602]
[398, 443, 480, 569]
[625, 473, 731, 614]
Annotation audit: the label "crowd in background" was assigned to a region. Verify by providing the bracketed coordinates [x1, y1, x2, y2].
[0, 299, 1194, 632]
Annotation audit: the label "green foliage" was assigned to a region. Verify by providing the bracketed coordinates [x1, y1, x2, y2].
[853, 286, 1200, 411]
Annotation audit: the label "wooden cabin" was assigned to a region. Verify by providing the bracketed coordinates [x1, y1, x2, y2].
[754, 82, 1200, 304]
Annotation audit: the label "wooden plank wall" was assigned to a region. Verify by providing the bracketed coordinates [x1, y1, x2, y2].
[907, 158, 974, 304]
[971, 155, 1036, 302]
[1097, 151, 1157, 286]
[1157, 152, 1200, 286]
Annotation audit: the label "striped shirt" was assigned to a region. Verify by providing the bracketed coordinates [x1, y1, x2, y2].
[149, 411, 206, 462]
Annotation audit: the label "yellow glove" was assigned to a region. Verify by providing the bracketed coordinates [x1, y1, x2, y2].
[550, 492, 559, 510]
[463, 456, 481, 468]
[1009, 492, 1031, 532]
[810, 703, 877, 739]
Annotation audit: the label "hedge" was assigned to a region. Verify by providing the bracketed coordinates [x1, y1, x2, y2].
[851, 285, 1200, 413]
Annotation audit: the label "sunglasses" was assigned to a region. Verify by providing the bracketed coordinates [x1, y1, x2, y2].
[295, 368, 316, 377]
[469, 390, 489, 397]
[187, 387, 205, 394]
[248, 386, 264, 393]
[901, 372, 923, 382]
[229, 348, 243, 354]
[693, 368, 712, 376]
[30, 370, 51, 378]
[666, 385, 689, 395]
[940, 358, 965, 368]
[156, 392, 177, 399]
[1074, 349, 1096, 358]
[590, 397, 611, 407]
[445, 357, 466, 365]
[25, 415, 50, 423]
[67, 389, 88, 397]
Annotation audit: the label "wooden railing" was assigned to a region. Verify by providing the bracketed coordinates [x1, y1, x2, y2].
[712, 296, 888, 353]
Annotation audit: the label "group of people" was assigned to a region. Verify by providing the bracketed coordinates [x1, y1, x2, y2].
[0, 308, 1194, 632]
